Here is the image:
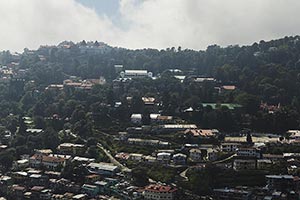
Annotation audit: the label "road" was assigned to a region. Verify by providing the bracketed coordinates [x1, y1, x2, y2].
[97, 143, 131, 173]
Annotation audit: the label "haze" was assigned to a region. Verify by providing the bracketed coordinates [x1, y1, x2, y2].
[0, 0, 299, 52]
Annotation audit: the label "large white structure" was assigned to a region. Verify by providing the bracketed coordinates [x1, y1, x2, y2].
[87, 162, 119, 176]
[120, 70, 153, 79]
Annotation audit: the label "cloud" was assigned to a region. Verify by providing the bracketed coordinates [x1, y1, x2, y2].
[116, 0, 300, 49]
[0, 0, 299, 52]
[0, 0, 119, 52]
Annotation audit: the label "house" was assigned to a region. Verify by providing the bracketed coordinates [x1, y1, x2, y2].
[29, 154, 66, 170]
[157, 152, 171, 164]
[85, 174, 101, 184]
[131, 114, 142, 124]
[72, 194, 87, 200]
[287, 130, 300, 140]
[262, 154, 284, 162]
[30, 186, 45, 199]
[213, 188, 251, 200]
[206, 148, 219, 161]
[14, 159, 29, 169]
[120, 70, 153, 79]
[189, 148, 202, 162]
[160, 124, 197, 133]
[143, 155, 157, 163]
[81, 184, 99, 197]
[9, 185, 26, 199]
[156, 116, 173, 124]
[143, 184, 177, 200]
[87, 163, 119, 176]
[72, 156, 95, 164]
[127, 138, 169, 147]
[172, 153, 187, 165]
[12, 172, 28, 183]
[221, 142, 241, 152]
[29, 174, 48, 187]
[266, 175, 300, 191]
[237, 147, 261, 158]
[257, 159, 273, 170]
[57, 143, 85, 155]
[94, 181, 109, 194]
[142, 97, 156, 106]
[233, 159, 256, 171]
[129, 153, 143, 161]
[184, 129, 218, 138]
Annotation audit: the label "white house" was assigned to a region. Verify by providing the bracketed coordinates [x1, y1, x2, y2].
[131, 114, 142, 124]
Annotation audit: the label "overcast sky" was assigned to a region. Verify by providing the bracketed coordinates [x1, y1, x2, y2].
[0, 0, 299, 52]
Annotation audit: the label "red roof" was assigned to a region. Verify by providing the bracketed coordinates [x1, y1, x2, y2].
[30, 154, 65, 163]
[144, 184, 177, 193]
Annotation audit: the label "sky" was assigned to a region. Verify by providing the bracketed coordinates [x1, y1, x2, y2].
[0, 0, 299, 52]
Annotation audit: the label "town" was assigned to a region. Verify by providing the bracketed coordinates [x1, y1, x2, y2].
[0, 37, 299, 200]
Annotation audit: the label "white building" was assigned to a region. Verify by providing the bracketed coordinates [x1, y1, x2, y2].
[87, 162, 119, 176]
[120, 70, 153, 79]
[131, 114, 142, 124]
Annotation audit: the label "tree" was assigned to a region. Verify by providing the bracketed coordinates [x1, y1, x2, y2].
[246, 133, 253, 144]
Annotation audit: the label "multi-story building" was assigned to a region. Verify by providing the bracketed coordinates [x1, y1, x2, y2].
[221, 143, 241, 152]
[143, 184, 177, 200]
[189, 148, 202, 162]
[237, 147, 261, 158]
[233, 159, 256, 171]
[57, 143, 85, 155]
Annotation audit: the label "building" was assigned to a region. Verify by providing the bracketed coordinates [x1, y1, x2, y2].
[237, 147, 261, 158]
[257, 159, 273, 170]
[81, 184, 99, 197]
[57, 143, 85, 155]
[221, 143, 241, 152]
[206, 148, 219, 161]
[127, 138, 169, 147]
[266, 175, 300, 191]
[213, 188, 251, 200]
[157, 152, 171, 164]
[184, 129, 218, 138]
[172, 153, 187, 165]
[129, 153, 143, 161]
[14, 159, 29, 169]
[130, 114, 142, 124]
[143, 184, 177, 200]
[189, 148, 202, 162]
[29, 154, 66, 170]
[233, 159, 256, 171]
[120, 70, 153, 79]
[87, 163, 119, 176]
[160, 124, 197, 133]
